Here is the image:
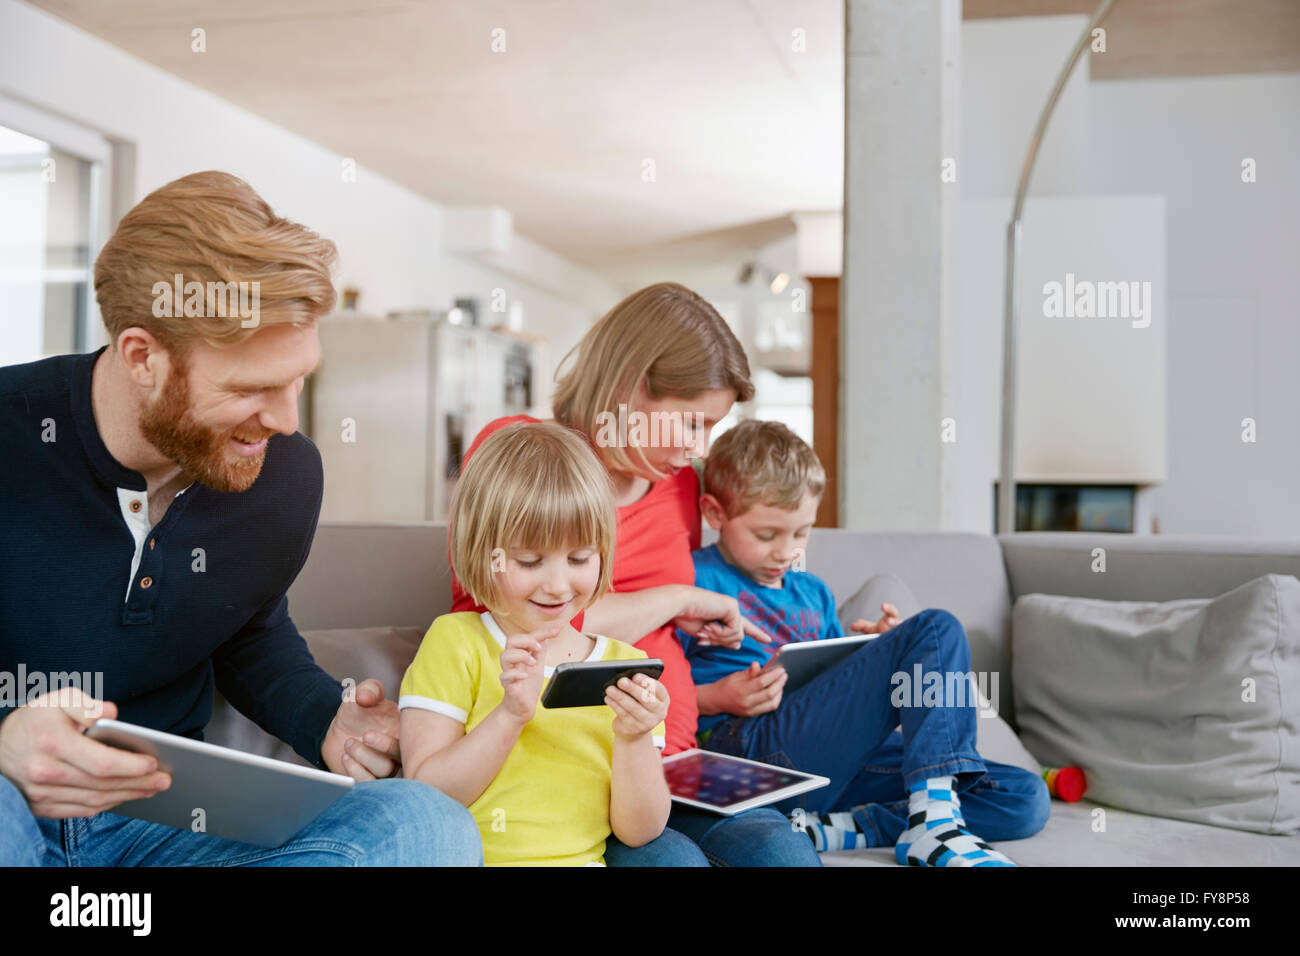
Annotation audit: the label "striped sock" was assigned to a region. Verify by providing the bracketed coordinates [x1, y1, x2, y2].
[894, 775, 1016, 867]
[801, 810, 868, 852]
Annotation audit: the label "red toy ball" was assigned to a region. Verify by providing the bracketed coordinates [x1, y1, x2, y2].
[1042, 766, 1087, 802]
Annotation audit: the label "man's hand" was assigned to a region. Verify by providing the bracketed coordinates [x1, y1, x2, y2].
[0, 688, 171, 818]
[849, 602, 902, 636]
[673, 586, 773, 650]
[321, 679, 401, 781]
[696, 662, 788, 718]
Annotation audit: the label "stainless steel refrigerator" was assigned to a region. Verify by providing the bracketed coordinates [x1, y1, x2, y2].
[307, 315, 543, 522]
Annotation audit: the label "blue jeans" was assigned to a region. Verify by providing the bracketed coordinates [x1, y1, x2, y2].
[0, 772, 482, 866]
[703, 608, 1050, 848]
[604, 806, 822, 867]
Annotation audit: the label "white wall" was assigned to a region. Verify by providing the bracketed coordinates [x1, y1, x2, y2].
[1086, 73, 1300, 537]
[961, 15, 1094, 200]
[955, 194, 1168, 534]
[0, 0, 617, 411]
[958, 15, 1300, 536]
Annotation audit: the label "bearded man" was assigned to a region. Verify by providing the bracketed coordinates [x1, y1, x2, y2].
[0, 171, 481, 866]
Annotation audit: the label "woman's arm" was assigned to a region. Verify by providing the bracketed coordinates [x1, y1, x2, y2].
[580, 584, 691, 644]
[583, 583, 774, 649]
[400, 706, 526, 807]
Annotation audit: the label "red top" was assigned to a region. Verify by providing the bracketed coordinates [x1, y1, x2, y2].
[449, 415, 703, 753]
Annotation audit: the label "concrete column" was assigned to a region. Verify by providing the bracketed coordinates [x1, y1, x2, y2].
[841, 0, 961, 530]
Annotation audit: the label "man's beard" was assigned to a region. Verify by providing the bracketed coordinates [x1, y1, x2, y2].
[138, 363, 270, 494]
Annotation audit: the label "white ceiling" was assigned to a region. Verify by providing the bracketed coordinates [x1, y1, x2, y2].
[28, 0, 844, 281]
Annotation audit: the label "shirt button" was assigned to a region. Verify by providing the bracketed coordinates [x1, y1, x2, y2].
[129, 500, 143, 513]
[140, 576, 154, 589]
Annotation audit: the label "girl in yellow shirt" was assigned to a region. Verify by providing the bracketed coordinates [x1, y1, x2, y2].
[399, 421, 670, 865]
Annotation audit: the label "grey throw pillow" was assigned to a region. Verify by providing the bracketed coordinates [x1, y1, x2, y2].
[837, 572, 921, 633]
[1012, 574, 1300, 835]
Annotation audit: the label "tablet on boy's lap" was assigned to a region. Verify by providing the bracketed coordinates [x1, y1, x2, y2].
[86, 718, 354, 848]
[764, 633, 876, 694]
[662, 749, 829, 815]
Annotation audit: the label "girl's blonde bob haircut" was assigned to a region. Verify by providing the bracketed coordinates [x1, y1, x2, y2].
[449, 421, 617, 611]
[552, 282, 755, 480]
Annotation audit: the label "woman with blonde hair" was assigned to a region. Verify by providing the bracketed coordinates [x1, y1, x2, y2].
[450, 282, 820, 865]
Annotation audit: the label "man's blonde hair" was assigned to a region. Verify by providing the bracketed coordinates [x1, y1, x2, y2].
[449, 421, 616, 610]
[94, 170, 338, 360]
[553, 282, 754, 479]
[704, 420, 826, 517]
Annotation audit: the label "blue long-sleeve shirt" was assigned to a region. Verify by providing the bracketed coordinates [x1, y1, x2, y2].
[678, 543, 843, 735]
[0, 347, 342, 768]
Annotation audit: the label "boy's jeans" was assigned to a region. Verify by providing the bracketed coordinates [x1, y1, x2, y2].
[0, 773, 483, 866]
[703, 608, 1050, 848]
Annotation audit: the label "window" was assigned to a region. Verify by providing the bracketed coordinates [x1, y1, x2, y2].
[0, 104, 110, 368]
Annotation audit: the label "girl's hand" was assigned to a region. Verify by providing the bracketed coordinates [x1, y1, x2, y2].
[673, 586, 773, 650]
[849, 602, 902, 636]
[605, 674, 669, 742]
[497, 624, 563, 724]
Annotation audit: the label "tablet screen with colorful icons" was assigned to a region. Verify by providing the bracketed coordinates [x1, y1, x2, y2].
[662, 749, 829, 815]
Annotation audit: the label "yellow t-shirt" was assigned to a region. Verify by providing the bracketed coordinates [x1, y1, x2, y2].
[398, 611, 666, 866]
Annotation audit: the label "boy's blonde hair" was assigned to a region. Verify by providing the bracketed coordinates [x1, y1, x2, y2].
[704, 420, 826, 518]
[450, 421, 616, 610]
[94, 170, 338, 361]
[553, 282, 754, 479]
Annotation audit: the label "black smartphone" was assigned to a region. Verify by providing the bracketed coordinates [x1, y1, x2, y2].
[540, 658, 665, 708]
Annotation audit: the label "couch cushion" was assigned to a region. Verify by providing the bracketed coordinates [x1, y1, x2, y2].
[837, 572, 921, 631]
[206, 625, 425, 765]
[822, 798, 1300, 866]
[288, 523, 452, 631]
[1000, 532, 1300, 603]
[303, 624, 426, 696]
[1012, 574, 1300, 835]
[801, 530, 1016, 724]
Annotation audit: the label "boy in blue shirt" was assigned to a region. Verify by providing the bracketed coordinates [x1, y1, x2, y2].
[680, 421, 1049, 865]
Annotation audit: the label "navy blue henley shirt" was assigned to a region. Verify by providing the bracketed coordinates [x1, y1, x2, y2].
[0, 347, 343, 768]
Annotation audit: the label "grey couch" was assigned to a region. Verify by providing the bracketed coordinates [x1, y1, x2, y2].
[206, 523, 1300, 866]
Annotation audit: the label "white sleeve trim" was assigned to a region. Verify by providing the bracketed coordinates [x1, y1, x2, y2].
[653, 735, 666, 750]
[397, 695, 468, 724]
